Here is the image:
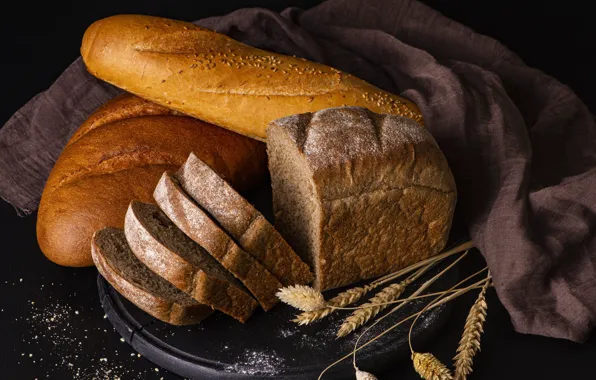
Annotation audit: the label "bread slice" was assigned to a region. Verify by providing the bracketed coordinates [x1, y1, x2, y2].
[153, 172, 282, 311]
[91, 227, 212, 325]
[176, 153, 313, 286]
[124, 201, 258, 322]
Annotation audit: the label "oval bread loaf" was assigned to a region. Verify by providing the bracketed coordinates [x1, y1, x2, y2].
[37, 93, 267, 267]
[81, 15, 423, 141]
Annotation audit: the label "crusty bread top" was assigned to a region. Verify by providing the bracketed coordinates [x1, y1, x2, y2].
[68, 93, 179, 146]
[81, 15, 423, 140]
[268, 107, 456, 201]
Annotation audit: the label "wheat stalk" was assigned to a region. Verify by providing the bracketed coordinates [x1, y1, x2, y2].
[293, 285, 374, 325]
[406, 267, 490, 380]
[316, 277, 488, 380]
[293, 240, 474, 325]
[335, 260, 435, 338]
[276, 285, 326, 312]
[453, 271, 490, 380]
[338, 257, 441, 337]
[413, 352, 454, 380]
[337, 282, 408, 338]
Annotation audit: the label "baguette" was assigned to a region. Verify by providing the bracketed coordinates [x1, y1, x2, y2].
[81, 14, 423, 141]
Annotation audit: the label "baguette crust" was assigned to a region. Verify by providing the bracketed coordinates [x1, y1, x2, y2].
[37, 93, 266, 267]
[154, 172, 282, 311]
[91, 228, 212, 325]
[81, 15, 423, 141]
[177, 153, 314, 286]
[124, 201, 258, 323]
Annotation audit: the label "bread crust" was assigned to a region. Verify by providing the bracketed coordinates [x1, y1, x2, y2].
[81, 15, 423, 141]
[37, 93, 266, 267]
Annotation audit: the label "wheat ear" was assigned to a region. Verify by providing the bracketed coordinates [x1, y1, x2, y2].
[412, 352, 453, 380]
[336, 262, 433, 338]
[294, 240, 473, 325]
[276, 285, 326, 312]
[406, 267, 490, 380]
[355, 367, 378, 380]
[317, 278, 488, 380]
[293, 285, 374, 325]
[337, 282, 408, 338]
[453, 271, 490, 380]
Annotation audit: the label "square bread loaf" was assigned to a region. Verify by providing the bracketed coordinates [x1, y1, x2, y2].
[267, 107, 457, 291]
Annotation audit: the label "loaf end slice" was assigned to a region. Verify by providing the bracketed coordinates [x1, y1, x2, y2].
[124, 201, 258, 323]
[176, 153, 313, 286]
[91, 227, 212, 325]
[154, 172, 282, 311]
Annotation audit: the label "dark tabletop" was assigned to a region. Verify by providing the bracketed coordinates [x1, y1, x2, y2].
[1, 1, 595, 379]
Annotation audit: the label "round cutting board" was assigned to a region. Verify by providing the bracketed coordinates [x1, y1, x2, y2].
[98, 264, 456, 379]
[98, 182, 458, 379]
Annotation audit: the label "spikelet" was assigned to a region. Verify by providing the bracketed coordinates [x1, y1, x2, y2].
[453, 282, 488, 379]
[337, 281, 408, 338]
[355, 367, 378, 380]
[293, 285, 373, 325]
[276, 285, 326, 312]
[412, 352, 453, 380]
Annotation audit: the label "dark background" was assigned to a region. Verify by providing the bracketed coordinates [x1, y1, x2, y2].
[1, 0, 595, 379]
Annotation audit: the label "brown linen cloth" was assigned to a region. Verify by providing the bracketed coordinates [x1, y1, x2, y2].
[1, 0, 596, 342]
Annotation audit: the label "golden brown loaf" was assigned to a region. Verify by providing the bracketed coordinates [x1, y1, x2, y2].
[37, 93, 267, 267]
[81, 15, 423, 141]
[267, 107, 456, 291]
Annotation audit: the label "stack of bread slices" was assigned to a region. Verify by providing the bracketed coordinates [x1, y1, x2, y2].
[92, 153, 313, 324]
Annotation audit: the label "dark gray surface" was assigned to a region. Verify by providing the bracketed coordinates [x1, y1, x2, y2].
[2, 0, 596, 379]
[2, 0, 596, 343]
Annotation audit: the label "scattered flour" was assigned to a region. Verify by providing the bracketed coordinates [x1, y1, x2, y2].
[19, 290, 166, 379]
[224, 350, 285, 376]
